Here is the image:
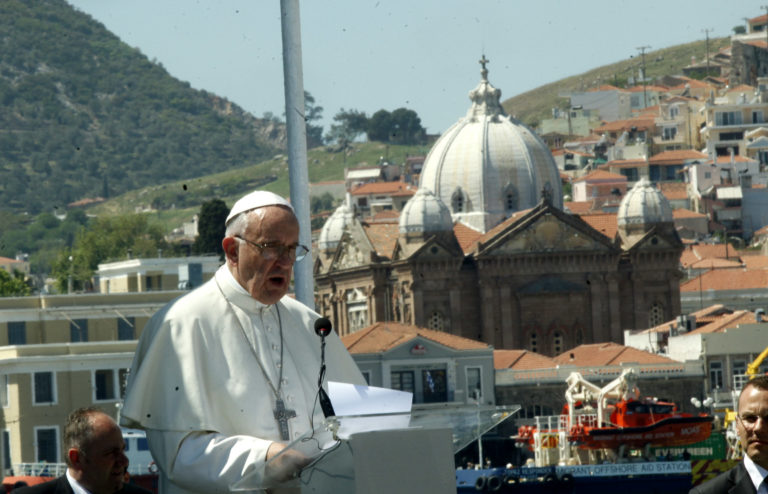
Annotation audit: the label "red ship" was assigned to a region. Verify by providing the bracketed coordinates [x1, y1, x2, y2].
[516, 369, 713, 461]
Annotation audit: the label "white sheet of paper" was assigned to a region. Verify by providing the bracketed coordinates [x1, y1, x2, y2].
[328, 381, 413, 416]
[327, 381, 413, 439]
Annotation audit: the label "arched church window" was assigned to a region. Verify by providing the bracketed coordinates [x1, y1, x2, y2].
[529, 333, 538, 353]
[503, 184, 518, 212]
[346, 288, 368, 333]
[649, 302, 664, 327]
[428, 311, 444, 331]
[553, 331, 564, 355]
[451, 188, 465, 213]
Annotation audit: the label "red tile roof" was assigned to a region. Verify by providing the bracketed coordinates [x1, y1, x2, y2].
[351, 181, 416, 196]
[681, 269, 768, 292]
[341, 322, 490, 354]
[362, 222, 400, 258]
[494, 350, 557, 370]
[728, 84, 756, 93]
[648, 150, 708, 165]
[578, 213, 618, 240]
[641, 304, 731, 334]
[454, 222, 483, 253]
[672, 208, 705, 219]
[572, 170, 626, 183]
[588, 84, 623, 92]
[743, 255, 768, 269]
[595, 117, 656, 133]
[688, 310, 759, 334]
[552, 342, 677, 366]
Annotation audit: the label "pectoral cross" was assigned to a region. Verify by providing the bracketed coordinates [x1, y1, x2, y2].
[274, 398, 296, 441]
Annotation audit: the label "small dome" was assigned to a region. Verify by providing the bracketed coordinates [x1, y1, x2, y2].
[399, 187, 454, 234]
[617, 178, 673, 227]
[318, 202, 356, 251]
[419, 56, 563, 233]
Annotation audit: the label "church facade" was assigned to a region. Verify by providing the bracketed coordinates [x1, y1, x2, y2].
[314, 60, 683, 356]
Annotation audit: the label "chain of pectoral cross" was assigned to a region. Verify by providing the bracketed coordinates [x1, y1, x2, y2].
[218, 281, 297, 441]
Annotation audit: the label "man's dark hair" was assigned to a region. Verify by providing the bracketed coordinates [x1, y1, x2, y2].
[739, 375, 768, 409]
[63, 407, 105, 467]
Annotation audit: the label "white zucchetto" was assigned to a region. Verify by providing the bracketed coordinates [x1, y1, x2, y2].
[225, 191, 294, 226]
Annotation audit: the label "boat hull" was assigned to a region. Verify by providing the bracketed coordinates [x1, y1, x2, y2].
[574, 416, 714, 450]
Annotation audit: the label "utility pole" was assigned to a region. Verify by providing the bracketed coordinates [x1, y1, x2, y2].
[702, 28, 713, 77]
[636, 46, 651, 108]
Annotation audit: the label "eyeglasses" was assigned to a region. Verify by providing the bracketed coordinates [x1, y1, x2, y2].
[737, 413, 768, 430]
[235, 236, 309, 262]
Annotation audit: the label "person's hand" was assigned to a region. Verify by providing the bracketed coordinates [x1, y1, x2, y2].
[264, 442, 312, 484]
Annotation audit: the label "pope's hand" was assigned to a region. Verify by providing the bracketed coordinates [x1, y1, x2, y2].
[264, 442, 311, 484]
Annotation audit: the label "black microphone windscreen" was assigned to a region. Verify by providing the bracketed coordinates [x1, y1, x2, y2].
[314, 317, 333, 337]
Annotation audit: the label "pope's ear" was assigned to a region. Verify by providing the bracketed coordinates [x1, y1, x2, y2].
[222, 236, 238, 262]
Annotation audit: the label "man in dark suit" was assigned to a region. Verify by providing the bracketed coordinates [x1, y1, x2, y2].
[15, 407, 151, 494]
[691, 375, 768, 494]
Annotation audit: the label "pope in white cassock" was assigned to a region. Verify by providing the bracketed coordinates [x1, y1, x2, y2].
[121, 190, 365, 494]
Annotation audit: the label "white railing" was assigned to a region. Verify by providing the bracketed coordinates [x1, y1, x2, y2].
[12, 462, 156, 477]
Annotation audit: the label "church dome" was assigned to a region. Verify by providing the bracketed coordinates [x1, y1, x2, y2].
[399, 187, 454, 234]
[318, 202, 356, 252]
[419, 56, 563, 233]
[617, 177, 673, 228]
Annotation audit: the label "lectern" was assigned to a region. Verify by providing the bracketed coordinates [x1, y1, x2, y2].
[260, 405, 518, 494]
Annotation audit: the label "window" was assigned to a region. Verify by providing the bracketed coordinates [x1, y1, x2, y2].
[553, 332, 564, 355]
[715, 111, 742, 126]
[8, 321, 25, 345]
[34, 427, 58, 463]
[117, 317, 135, 341]
[466, 367, 482, 402]
[529, 333, 538, 353]
[451, 189, 465, 213]
[70, 319, 88, 342]
[662, 127, 677, 141]
[391, 371, 415, 394]
[753, 110, 764, 124]
[709, 361, 724, 390]
[704, 172, 712, 179]
[428, 311, 444, 331]
[503, 184, 518, 212]
[649, 302, 664, 327]
[346, 289, 368, 333]
[421, 369, 447, 403]
[2, 430, 9, 470]
[669, 106, 680, 118]
[94, 369, 116, 401]
[33, 372, 55, 404]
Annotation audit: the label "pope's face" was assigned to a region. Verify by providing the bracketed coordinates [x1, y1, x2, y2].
[226, 206, 299, 305]
[738, 385, 768, 469]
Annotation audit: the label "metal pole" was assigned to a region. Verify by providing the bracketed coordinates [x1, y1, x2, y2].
[280, 0, 314, 308]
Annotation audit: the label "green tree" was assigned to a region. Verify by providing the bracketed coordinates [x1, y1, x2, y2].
[367, 109, 393, 142]
[304, 91, 324, 148]
[390, 107, 425, 145]
[0, 269, 31, 297]
[326, 108, 368, 145]
[193, 199, 229, 257]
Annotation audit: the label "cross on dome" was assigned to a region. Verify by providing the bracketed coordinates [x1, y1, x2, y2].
[479, 54, 489, 80]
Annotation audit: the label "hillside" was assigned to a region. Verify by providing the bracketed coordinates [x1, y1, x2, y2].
[502, 37, 731, 126]
[0, 0, 284, 215]
[87, 141, 432, 227]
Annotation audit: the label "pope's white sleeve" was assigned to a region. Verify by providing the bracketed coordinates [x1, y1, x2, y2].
[145, 428, 273, 492]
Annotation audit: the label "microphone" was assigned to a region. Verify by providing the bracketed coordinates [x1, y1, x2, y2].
[314, 317, 336, 418]
[314, 317, 333, 337]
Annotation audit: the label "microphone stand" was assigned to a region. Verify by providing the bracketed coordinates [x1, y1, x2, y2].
[317, 332, 336, 418]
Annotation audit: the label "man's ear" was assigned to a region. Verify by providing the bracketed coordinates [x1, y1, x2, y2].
[68, 448, 82, 468]
[222, 237, 238, 263]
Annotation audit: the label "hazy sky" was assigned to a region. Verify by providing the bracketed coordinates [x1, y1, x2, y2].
[66, 0, 762, 134]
